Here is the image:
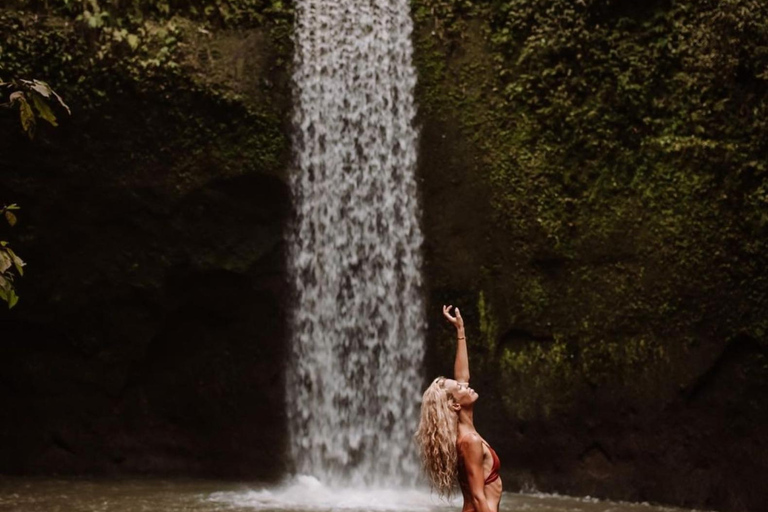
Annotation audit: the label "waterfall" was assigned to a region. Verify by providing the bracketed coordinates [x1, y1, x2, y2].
[286, 0, 425, 487]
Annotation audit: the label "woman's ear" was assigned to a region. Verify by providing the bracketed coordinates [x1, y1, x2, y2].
[451, 402, 461, 412]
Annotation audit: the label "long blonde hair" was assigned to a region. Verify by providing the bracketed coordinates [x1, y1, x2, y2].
[415, 377, 459, 497]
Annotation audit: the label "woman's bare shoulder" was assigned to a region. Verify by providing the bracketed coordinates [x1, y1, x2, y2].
[456, 431, 482, 448]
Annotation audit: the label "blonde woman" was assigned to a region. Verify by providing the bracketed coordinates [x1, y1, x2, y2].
[416, 305, 502, 512]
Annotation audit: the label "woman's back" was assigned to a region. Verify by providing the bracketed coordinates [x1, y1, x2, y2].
[456, 433, 503, 512]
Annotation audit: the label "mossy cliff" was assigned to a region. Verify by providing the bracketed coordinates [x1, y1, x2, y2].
[0, 1, 293, 478]
[0, 0, 767, 510]
[413, 0, 768, 510]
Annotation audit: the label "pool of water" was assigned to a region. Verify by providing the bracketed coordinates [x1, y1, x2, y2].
[0, 475, 700, 512]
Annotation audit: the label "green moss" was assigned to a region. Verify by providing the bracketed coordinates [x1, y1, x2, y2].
[500, 334, 671, 419]
[477, 290, 499, 352]
[1, 0, 293, 183]
[414, 0, 768, 419]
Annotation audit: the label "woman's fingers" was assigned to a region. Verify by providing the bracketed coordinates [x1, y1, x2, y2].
[453, 308, 464, 328]
[443, 305, 458, 324]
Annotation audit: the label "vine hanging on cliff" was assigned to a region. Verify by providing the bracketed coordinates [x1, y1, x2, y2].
[0, 204, 24, 309]
[0, 78, 69, 308]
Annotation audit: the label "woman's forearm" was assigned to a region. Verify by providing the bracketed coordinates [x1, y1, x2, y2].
[454, 326, 469, 382]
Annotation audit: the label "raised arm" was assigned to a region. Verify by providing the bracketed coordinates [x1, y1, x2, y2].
[443, 305, 469, 383]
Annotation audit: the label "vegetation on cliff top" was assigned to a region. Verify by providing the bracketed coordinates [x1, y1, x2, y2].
[413, 0, 768, 419]
[1, 0, 294, 310]
[1, 0, 293, 110]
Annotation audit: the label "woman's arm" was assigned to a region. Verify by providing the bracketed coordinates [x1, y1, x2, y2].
[458, 434, 493, 512]
[443, 305, 469, 383]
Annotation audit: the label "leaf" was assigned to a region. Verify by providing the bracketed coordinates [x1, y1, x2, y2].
[4, 210, 17, 226]
[27, 80, 70, 114]
[48, 89, 71, 115]
[15, 94, 35, 139]
[85, 11, 99, 28]
[30, 92, 58, 127]
[127, 33, 139, 50]
[0, 250, 11, 273]
[9, 91, 24, 104]
[6, 248, 24, 276]
[5, 204, 20, 211]
[28, 80, 52, 98]
[8, 288, 19, 309]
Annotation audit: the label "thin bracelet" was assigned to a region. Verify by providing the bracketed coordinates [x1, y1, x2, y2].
[457, 336, 465, 340]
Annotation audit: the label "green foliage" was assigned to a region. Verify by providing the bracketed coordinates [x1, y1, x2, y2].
[1, 0, 294, 111]
[11, 0, 292, 27]
[477, 290, 498, 352]
[0, 78, 71, 138]
[414, 0, 768, 418]
[0, 0, 293, 306]
[0, 78, 67, 309]
[499, 334, 669, 419]
[0, 205, 25, 309]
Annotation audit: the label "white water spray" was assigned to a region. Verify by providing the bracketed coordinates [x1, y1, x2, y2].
[286, 0, 425, 487]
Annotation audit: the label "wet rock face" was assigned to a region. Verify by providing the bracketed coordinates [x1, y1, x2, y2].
[411, 4, 768, 510]
[415, 102, 768, 512]
[0, 149, 291, 477]
[0, 20, 293, 477]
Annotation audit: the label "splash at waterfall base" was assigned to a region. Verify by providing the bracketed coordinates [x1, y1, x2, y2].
[210, 475, 459, 511]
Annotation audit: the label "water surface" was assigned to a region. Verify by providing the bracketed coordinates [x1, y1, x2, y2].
[0, 476, 702, 512]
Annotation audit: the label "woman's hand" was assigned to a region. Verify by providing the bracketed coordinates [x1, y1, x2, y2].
[445, 305, 469, 382]
[443, 305, 464, 331]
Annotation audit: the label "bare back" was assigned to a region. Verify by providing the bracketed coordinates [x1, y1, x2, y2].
[457, 436, 503, 512]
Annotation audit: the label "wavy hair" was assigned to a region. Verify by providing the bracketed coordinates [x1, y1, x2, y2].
[415, 377, 458, 497]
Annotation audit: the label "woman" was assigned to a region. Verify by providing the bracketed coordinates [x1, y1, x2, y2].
[416, 305, 502, 512]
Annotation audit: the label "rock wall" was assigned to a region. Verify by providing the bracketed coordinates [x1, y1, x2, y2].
[412, 1, 768, 510]
[0, 6, 293, 478]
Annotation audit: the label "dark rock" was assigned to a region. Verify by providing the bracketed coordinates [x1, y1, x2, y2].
[0, 13, 292, 480]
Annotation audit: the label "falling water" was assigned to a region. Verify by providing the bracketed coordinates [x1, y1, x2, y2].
[286, 0, 425, 487]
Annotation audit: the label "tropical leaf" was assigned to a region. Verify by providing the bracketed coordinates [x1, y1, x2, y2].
[8, 288, 19, 309]
[30, 92, 58, 127]
[43, 82, 71, 115]
[0, 250, 12, 274]
[26, 79, 71, 115]
[13, 93, 36, 139]
[6, 248, 24, 276]
[127, 33, 140, 50]
[4, 210, 17, 226]
[8, 90, 22, 103]
[27, 79, 52, 98]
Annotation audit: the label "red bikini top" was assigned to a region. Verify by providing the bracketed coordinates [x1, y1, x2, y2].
[457, 434, 501, 485]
